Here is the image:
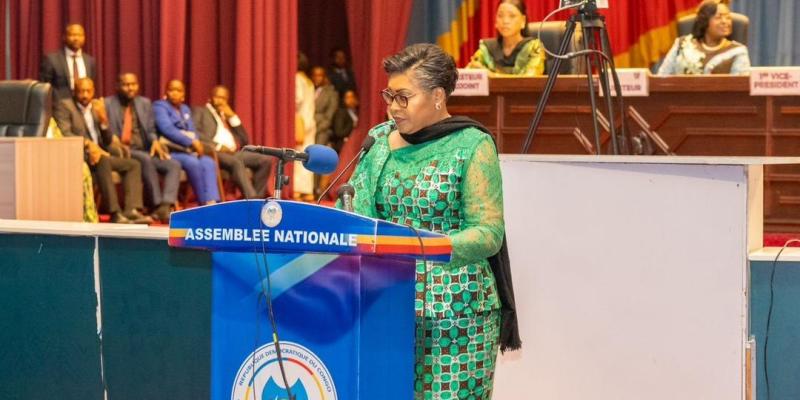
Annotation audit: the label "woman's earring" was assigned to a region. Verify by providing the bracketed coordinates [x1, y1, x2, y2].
[435, 103, 441, 110]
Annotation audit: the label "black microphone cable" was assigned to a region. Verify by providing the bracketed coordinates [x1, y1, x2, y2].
[405, 224, 430, 400]
[764, 238, 800, 400]
[248, 201, 295, 400]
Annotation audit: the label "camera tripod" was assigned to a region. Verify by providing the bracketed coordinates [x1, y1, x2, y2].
[521, 1, 627, 155]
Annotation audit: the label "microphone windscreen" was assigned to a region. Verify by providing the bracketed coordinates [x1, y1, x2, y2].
[303, 144, 339, 174]
[361, 136, 376, 152]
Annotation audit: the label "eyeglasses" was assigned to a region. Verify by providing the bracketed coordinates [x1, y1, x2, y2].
[380, 88, 416, 108]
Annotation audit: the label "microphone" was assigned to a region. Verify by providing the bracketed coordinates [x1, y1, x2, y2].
[242, 144, 338, 174]
[302, 144, 339, 174]
[316, 135, 376, 204]
[337, 184, 355, 212]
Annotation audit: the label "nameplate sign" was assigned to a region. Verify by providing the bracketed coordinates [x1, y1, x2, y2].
[599, 68, 649, 97]
[750, 67, 800, 96]
[452, 69, 489, 96]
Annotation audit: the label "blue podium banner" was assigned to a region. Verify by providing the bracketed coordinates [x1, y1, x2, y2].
[211, 251, 415, 400]
[168, 200, 451, 399]
[169, 200, 451, 262]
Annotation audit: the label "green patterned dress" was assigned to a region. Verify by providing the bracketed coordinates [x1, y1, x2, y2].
[347, 121, 505, 399]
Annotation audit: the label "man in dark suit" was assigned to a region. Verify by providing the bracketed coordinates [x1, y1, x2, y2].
[54, 78, 151, 224]
[328, 48, 357, 97]
[310, 66, 339, 194]
[105, 73, 181, 222]
[311, 66, 339, 149]
[331, 89, 359, 153]
[193, 85, 271, 199]
[40, 24, 98, 101]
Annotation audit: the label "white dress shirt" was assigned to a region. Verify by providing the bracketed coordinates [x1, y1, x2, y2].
[65, 47, 88, 89]
[348, 108, 359, 128]
[78, 102, 100, 144]
[206, 103, 242, 151]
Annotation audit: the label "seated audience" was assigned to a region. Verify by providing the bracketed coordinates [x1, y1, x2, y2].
[153, 80, 221, 206]
[658, 0, 750, 75]
[54, 78, 152, 224]
[193, 85, 272, 199]
[467, 0, 545, 76]
[310, 66, 339, 193]
[105, 73, 181, 222]
[331, 90, 359, 153]
[312, 66, 339, 150]
[40, 23, 97, 101]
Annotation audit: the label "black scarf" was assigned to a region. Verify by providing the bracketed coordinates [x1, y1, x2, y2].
[401, 116, 522, 352]
[486, 36, 534, 68]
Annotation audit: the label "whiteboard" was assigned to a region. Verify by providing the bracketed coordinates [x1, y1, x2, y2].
[493, 159, 752, 400]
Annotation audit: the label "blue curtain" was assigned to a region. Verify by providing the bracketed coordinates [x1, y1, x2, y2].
[406, 0, 464, 45]
[733, 0, 800, 66]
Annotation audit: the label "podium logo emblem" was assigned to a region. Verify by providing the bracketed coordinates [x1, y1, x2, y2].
[261, 201, 283, 228]
[231, 341, 337, 400]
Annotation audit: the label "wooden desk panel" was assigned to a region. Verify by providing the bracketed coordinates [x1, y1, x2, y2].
[0, 137, 83, 222]
[448, 75, 800, 232]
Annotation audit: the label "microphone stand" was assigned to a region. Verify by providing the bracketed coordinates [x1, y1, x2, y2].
[316, 137, 375, 204]
[316, 151, 360, 204]
[271, 158, 290, 200]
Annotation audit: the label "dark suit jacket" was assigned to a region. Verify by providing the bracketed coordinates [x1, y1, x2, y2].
[192, 105, 250, 149]
[104, 95, 158, 149]
[53, 98, 112, 147]
[332, 107, 355, 141]
[40, 50, 97, 101]
[314, 84, 339, 136]
[328, 66, 356, 95]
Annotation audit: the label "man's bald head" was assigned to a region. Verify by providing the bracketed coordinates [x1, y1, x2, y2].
[73, 77, 95, 106]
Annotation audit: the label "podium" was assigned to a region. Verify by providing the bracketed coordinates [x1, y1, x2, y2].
[168, 200, 451, 400]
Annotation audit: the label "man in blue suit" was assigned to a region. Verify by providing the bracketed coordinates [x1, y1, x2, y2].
[153, 79, 220, 205]
[105, 73, 181, 222]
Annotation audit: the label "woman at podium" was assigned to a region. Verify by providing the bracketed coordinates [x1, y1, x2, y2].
[345, 43, 516, 399]
[658, 0, 750, 75]
[467, 0, 545, 76]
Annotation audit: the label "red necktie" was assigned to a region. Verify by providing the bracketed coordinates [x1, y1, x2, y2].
[121, 106, 133, 145]
[72, 55, 80, 88]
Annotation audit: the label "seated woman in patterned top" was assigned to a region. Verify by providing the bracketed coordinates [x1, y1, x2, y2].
[467, 0, 545, 76]
[658, 0, 751, 75]
[344, 43, 519, 399]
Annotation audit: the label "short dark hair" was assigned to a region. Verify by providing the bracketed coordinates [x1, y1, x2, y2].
[692, 1, 719, 40]
[117, 72, 138, 83]
[210, 84, 229, 95]
[64, 23, 84, 33]
[329, 47, 347, 58]
[297, 52, 310, 74]
[382, 43, 457, 98]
